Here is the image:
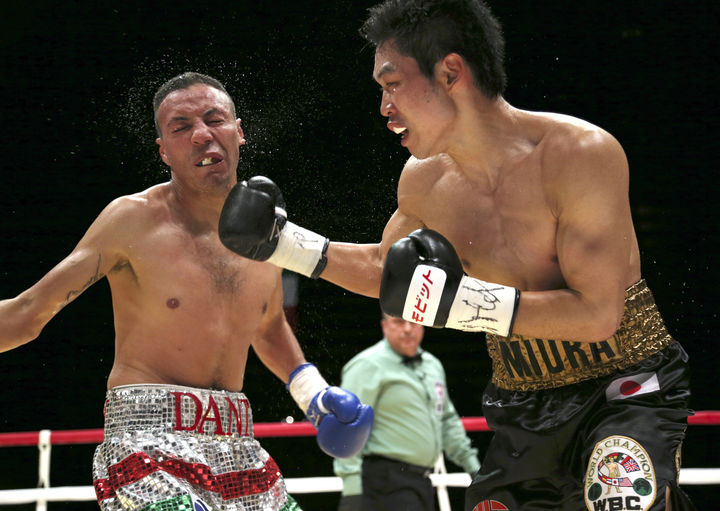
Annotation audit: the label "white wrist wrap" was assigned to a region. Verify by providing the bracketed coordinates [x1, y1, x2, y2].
[288, 364, 329, 413]
[268, 221, 327, 278]
[446, 275, 520, 337]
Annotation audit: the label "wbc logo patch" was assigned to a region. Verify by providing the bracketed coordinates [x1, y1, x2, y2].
[585, 435, 656, 510]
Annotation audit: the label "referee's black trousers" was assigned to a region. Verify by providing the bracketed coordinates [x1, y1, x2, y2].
[360, 455, 435, 511]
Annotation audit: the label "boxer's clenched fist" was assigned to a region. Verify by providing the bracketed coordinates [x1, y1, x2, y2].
[219, 176, 328, 278]
[380, 229, 520, 336]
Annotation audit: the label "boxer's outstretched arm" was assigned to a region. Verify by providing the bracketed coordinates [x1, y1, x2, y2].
[321, 209, 425, 298]
[0, 248, 107, 352]
[0, 198, 129, 352]
[321, 243, 383, 298]
[217, 175, 426, 298]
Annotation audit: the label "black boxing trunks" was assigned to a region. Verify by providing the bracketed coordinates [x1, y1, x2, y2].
[466, 281, 696, 511]
[93, 384, 302, 511]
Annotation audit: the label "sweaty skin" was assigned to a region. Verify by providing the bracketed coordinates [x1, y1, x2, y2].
[321, 42, 641, 343]
[0, 84, 305, 391]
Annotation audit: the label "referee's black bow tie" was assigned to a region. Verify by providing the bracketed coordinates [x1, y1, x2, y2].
[402, 353, 423, 366]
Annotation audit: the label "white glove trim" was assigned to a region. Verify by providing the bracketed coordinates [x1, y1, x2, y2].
[267, 221, 327, 278]
[288, 364, 329, 413]
[446, 275, 519, 336]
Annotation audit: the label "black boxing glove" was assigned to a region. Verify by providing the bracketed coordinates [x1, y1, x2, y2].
[219, 176, 328, 278]
[380, 229, 521, 336]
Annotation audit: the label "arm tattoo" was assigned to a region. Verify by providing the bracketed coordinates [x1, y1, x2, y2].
[59, 255, 105, 309]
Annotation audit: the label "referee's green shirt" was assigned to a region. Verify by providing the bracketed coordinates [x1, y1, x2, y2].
[333, 339, 481, 496]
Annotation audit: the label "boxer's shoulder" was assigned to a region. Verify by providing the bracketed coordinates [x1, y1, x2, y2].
[397, 155, 447, 204]
[103, 183, 169, 220]
[530, 113, 625, 172]
[88, 183, 177, 256]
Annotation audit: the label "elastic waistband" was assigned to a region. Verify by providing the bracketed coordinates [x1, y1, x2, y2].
[103, 383, 253, 438]
[486, 280, 675, 391]
[363, 454, 433, 477]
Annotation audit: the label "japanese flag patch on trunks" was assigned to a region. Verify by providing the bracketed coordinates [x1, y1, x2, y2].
[605, 372, 660, 401]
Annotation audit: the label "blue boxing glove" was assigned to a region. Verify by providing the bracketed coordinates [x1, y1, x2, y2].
[288, 363, 373, 458]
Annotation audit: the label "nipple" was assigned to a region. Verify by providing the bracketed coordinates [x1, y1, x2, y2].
[166, 298, 180, 309]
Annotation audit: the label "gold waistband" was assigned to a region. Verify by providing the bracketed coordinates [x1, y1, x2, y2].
[486, 280, 674, 391]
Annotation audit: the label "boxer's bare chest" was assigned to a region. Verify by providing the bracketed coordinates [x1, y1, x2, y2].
[415, 159, 563, 290]
[112, 219, 275, 315]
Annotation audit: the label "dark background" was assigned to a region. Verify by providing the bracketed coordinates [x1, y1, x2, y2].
[0, 1, 717, 509]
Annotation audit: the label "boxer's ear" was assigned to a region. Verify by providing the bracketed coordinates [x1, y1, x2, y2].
[438, 53, 466, 91]
[157, 138, 171, 166]
[236, 119, 246, 146]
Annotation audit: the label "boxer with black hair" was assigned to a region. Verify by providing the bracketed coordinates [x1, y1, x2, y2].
[219, 1, 696, 509]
